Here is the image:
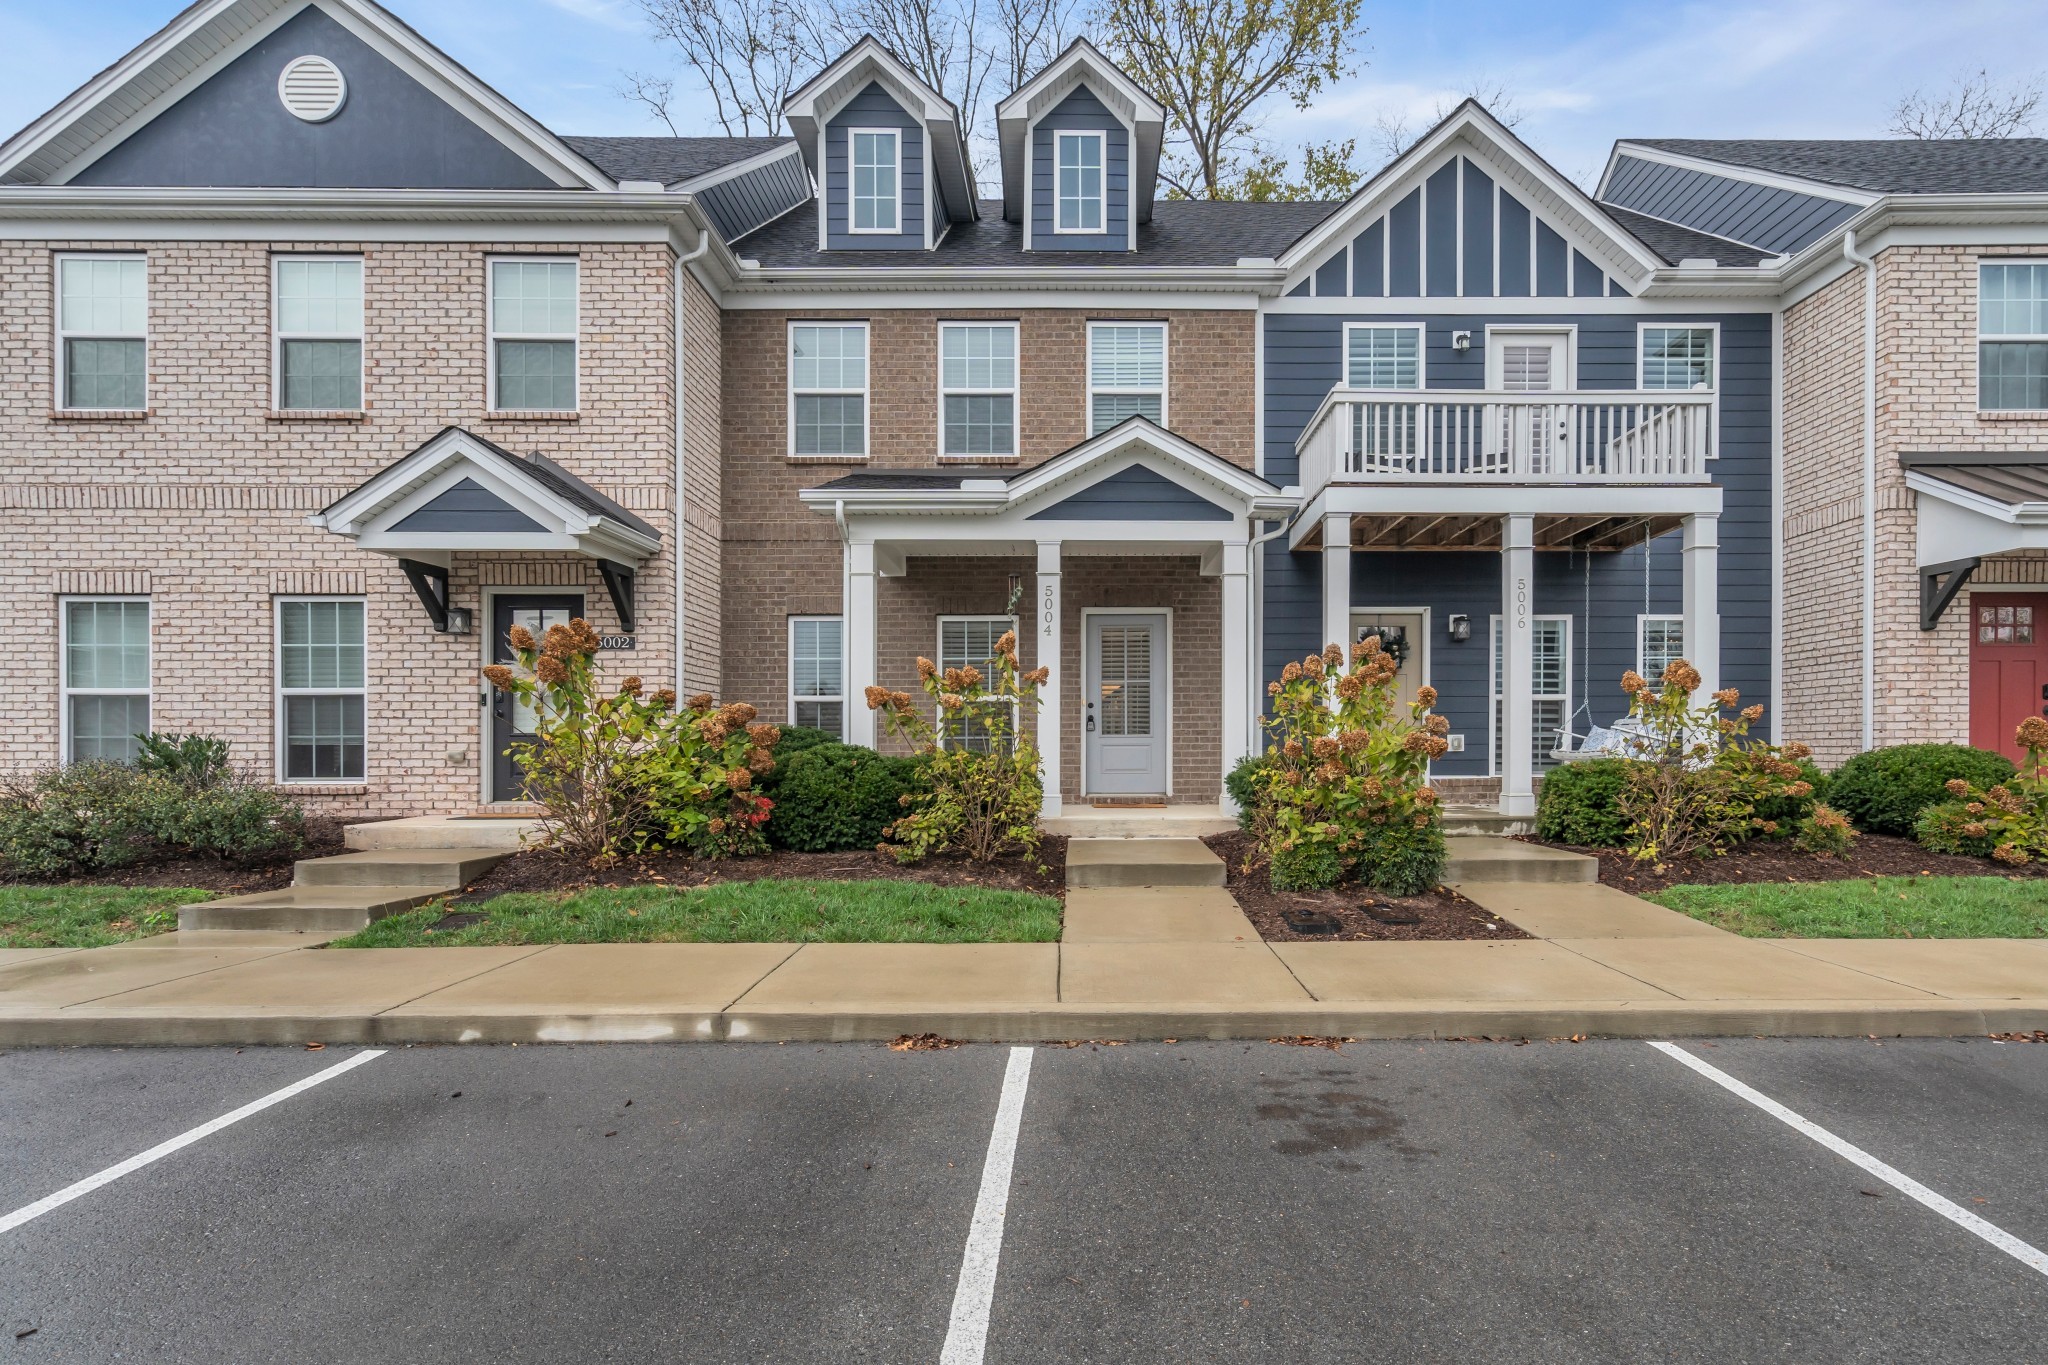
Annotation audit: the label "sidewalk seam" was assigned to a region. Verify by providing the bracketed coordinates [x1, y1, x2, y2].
[370, 944, 555, 1015]
[715, 944, 804, 1013]
[53, 946, 305, 1011]
[1541, 939, 1689, 1001]
[1764, 939, 1967, 998]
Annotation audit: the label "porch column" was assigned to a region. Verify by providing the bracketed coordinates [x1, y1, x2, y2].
[1219, 541, 1253, 804]
[1035, 541, 1063, 818]
[1500, 514, 1536, 818]
[1682, 513, 1720, 700]
[1322, 513, 1352, 654]
[844, 540, 879, 748]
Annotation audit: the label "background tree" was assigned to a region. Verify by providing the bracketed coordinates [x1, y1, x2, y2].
[1890, 69, 2041, 138]
[628, 0, 807, 137]
[1369, 79, 1523, 166]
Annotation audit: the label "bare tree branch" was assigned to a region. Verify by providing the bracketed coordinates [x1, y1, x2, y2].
[1891, 69, 2042, 139]
[1368, 80, 1524, 166]
[633, 0, 815, 136]
[618, 72, 683, 135]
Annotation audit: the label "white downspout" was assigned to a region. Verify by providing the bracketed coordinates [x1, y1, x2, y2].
[1245, 514, 1291, 761]
[1843, 227, 1876, 752]
[672, 227, 711, 697]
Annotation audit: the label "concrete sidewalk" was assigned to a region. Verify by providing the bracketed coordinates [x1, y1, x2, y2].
[2, 884, 2045, 1045]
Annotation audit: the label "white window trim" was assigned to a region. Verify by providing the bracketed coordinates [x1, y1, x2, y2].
[272, 253, 364, 413]
[936, 614, 1020, 749]
[847, 127, 902, 236]
[787, 319, 871, 461]
[58, 595, 150, 765]
[788, 614, 846, 740]
[1085, 320, 1169, 434]
[937, 320, 1021, 461]
[1488, 613, 1572, 778]
[1341, 321, 1427, 390]
[274, 596, 368, 786]
[1635, 319, 1720, 454]
[1053, 130, 1107, 236]
[53, 251, 147, 413]
[1637, 613, 1685, 678]
[1976, 260, 2048, 413]
[486, 254, 579, 414]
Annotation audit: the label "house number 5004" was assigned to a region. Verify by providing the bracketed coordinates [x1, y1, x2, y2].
[1042, 582, 1057, 637]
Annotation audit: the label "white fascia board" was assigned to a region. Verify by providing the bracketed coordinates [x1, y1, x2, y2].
[995, 40, 1162, 124]
[1003, 420, 1281, 505]
[672, 141, 804, 193]
[1316, 483, 1724, 520]
[723, 268, 1283, 302]
[1911, 482, 2048, 565]
[1901, 470, 2048, 526]
[1605, 142, 1878, 208]
[785, 40, 955, 131]
[357, 531, 583, 553]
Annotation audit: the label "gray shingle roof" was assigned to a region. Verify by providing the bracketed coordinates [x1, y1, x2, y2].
[809, 470, 999, 491]
[1900, 452, 2048, 508]
[735, 197, 1339, 267]
[1601, 204, 1775, 267]
[1628, 138, 2048, 195]
[457, 427, 661, 539]
[560, 136, 793, 186]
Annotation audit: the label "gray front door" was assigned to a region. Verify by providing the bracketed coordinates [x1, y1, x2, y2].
[1085, 612, 1168, 796]
[489, 594, 581, 803]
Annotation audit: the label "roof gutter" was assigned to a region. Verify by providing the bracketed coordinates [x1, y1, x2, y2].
[1842, 225, 1878, 754]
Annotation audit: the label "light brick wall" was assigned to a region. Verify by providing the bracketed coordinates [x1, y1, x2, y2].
[0, 238, 680, 814]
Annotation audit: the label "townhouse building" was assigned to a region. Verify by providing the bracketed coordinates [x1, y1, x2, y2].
[4, 0, 2046, 822]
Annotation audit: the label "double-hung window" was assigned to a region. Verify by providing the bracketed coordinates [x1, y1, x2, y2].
[56, 254, 147, 411]
[277, 598, 366, 783]
[1492, 615, 1571, 775]
[1087, 322, 1165, 433]
[62, 598, 150, 763]
[850, 130, 900, 233]
[275, 256, 363, 411]
[789, 617, 845, 737]
[790, 322, 869, 457]
[1980, 262, 2048, 411]
[939, 322, 1017, 458]
[938, 616, 1016, 752]
[489, 257, 578, 411]
[1639, 615, 1684, 680]
[1056, 132, 1104, 233]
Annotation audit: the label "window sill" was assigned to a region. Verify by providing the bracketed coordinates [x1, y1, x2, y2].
[267, 409, 366, 422]
[50, 408, 149, 421]
[275, 782, 370, 794]
[483, 410, 580, 422]
[1978, 410, 2048, 422]
[937, 454, 1020, 464]
[785, 453, 870, 464]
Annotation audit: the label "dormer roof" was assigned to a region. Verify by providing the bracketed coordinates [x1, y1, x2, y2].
[781, 36, 977, 224]
[994, 38, 1165, 225]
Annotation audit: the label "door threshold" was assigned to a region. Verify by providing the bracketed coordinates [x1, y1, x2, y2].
[1089, 798, 1168, 808]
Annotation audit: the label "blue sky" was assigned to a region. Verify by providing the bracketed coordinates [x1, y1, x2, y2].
[1, 0, 2039, 188]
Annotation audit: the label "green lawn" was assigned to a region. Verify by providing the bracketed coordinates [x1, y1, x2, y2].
[331, 878, 1063, 947]
[0, 886, 210, 948]
[1647, 876, 2048, 938]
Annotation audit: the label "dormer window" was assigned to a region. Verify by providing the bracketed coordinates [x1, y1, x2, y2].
[851, 129, 901, 234]
[1056, 132, 1104, 233]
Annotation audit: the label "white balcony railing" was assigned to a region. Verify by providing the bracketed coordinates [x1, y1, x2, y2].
[1296, 388, 1714, 496]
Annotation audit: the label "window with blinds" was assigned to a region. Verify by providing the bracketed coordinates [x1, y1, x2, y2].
[939, 617, 1015, 751]
[1492, 616, 1570, 774]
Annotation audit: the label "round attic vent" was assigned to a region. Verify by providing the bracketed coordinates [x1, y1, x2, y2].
[277, 55, 347, 122]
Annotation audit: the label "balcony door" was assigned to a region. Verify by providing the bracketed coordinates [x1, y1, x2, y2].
[1486, 329, 1570, 474]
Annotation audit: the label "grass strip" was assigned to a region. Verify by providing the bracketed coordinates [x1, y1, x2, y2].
[1647, 876, 2048, 938]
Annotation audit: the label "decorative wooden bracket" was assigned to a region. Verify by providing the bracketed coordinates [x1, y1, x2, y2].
[399, 558, 452, 632]
[597, 559, 637, 634]
[1919, 556, 1979, 631]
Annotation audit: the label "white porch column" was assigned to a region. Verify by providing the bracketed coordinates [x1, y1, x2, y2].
[844, 540, 879, 748]
[1219, 541, 1253, 804]
[1035, 541, 1063, 818]
[1500, 514, 1536, 818]
[1321, 513, 1352, 654]
[1682, 513, 1721, 700]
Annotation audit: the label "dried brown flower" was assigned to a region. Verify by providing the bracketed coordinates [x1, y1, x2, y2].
[2019, 716, 2048, 750]
[1785, 781, 1814, 798]
[535, 654, 570, 686]
[618, 676, 643, 697]
[939, 692, 965, 710]
[916, 656, 939, 679]
[1966, 801, 1986, 815]
[482, 664, 516, 691]
[1947, 778, 1972, 797]
[687, 693, 714, 711]
[650, 688, 676, 709]
[748, 723, 780, 747]
[1312, 736, 1341, 759]
[1267, 680, 1284, 696]
[1993, 843, 2030, 865]
[1741, 704, 1765, 723]
[707, 817, 727, 835]
[1963, 822, 1989, 838]
[1426, 714, 1451, 736]
[727, 768, 753, 790]
[1023, 666, 1050, 686]
[1281, 662, 1303, 684]
[507, 624, 535, 651]
[719, 702, 758, 727]
[1401, 731, 1434, 754]
[1303, 654, 1326, 680]
[1323, 643, 1345, 668]
[1662, 659, 1703, 694]
[1417, 685, 1438, 707]
[1620, 670, 1647, 695]
[1282, 739, 1304, 760]
[865, 685, 892, 710]
[995, 630, 1017, 656]
[1712, 687, 1741, 708]
[1334, 673, 1364, 700]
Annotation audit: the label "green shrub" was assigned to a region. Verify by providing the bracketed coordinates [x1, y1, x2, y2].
[766, 744, 925, 852]
[1536, 759, 1632, 847]
[1914, 800, 2000, 858]
[1355, 817, 1447, 895]
[1226, 753, 1269, 833]
[1829, 743, 2014, 836]
[1793, 803, 1856, 857]
[1270, 841, 1346, 891]
[1751, 758, 1828, 834]
[761, 726, 843, 790]
[133, 732, 232, 786]
[0, 763, 304, 879]
[142, 777, 304, 864]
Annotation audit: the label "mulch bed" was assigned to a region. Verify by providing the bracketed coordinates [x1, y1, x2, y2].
[0, 817, 350, 894]
[1536, 832, 2048, 896]
[1201, 830, 1531, 943]
[448, 834, 1068, 902]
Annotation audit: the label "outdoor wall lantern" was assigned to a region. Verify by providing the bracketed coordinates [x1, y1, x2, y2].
[1451, 330, 1473, 352]
[1447, 613, 1471, 642]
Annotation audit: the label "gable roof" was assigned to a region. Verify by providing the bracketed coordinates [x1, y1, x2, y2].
[781, 36, 977, 223]
[561, 136, 793, 187]
[1601, 204, 1775, 267]
[1623, 137, 2048, 196]
[994, 38, 1166, 225]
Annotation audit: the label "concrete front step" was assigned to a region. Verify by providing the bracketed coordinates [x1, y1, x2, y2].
[1443, 835, 1596, 884]
[1067, 837, 1225, 889]
[179, 885, 444, 932]
[345, 815, 539, 851]
[1044, 805, 1239, 838]
[1441, 804, 1535, 838]
[294, 848, 511, 888]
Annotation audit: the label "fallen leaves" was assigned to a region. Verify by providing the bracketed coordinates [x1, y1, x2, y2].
[1989, 1031, 2048, 1043]
[890, 1034, 961, 1051]
[1044, 1039, 1127, 1048]
[1267, 1036, 1355, 1051]
[303, 1041, 325, 1051]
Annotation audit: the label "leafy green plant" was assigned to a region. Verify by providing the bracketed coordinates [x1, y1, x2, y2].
[133, 732, 232, 786]
[1914, 801, 2001, 857]
[1915, 718, 2048, 865]
[1794, 803, 1857, 857]
[1226, 752, 1270, 833]
[759, 725, 844, 791]
[867, 630, 1046, 864]
[0, 762, 302, 879]
[766, 743, 925, 852]
[1829, 743, 2016, 835]
[1535, 758, 1632, 847]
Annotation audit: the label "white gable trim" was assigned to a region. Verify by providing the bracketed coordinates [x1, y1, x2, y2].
[997, 40, 1163, 226]
[784, 37, 974, 229]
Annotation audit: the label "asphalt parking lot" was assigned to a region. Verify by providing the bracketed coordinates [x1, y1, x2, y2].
[2, 1037, 2045, 1363]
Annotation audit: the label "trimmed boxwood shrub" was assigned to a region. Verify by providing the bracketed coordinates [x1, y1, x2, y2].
[0, 761, 305, 880]
[766, 743, 925, 852]
[759, 725, 844, 791]
[1270, 840, 1345, 891]
[1828, 743, 2015, 836]
[1535, 758, 1632, 847]
[1355, 818, 1447, 896]
[1225, 752, 1269, 832]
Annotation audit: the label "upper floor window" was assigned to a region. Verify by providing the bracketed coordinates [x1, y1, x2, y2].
[940, 322, 1018, 458]
[275, 257, 363, 411]
[1981, 262, 2048, 411]
[489, 258, 577, 411]
[1345, 324, 1422, 389]
[1088, 322, 1165, 433]
[1641, 326, 1715, 391]
[850, 130, 900, 233]
[62, 597, 150, 763]
[790, 322, 868, 458]
[56, 254, 146, 411]
[1056, 132, 1104, 233]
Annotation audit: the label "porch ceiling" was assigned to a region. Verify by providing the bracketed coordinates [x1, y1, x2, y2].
[1300, 512, 1688, 552]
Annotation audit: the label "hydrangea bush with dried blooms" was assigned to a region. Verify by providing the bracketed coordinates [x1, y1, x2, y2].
[1251, 636, 1449, 895]
[1614, 660, 1827, 868]
[1914, 717, 2048, 864]
[483, 618, 776, 863]
[866, 630, 1047, 864]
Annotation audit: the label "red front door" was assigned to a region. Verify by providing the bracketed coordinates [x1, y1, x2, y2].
[1969, 593, 2048, 762]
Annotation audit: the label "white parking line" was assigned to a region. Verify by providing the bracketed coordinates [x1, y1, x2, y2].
[0, 1049, 387, 1236]
[939, 1046, 1034, 1365]
[1649, 1041, 2048, 1279]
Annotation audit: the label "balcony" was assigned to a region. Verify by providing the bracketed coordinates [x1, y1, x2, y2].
[1296, 388, 1715, 498]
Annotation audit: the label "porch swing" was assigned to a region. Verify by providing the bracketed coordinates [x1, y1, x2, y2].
[1549, 531, 1658, 763]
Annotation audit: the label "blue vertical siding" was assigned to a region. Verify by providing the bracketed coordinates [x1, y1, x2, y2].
[695, 150, 812, 242]
[1600, 153, 1859, 254]
[1314, 250, 1348, 297]
[1353, 221, 1384, 296]
[1030, 85, 1129, 251]
[1388, 189, 1422, 295]
[1497, 194, 1531, 296]
[1425, 162, 1459, 296]
[1461, 160, 1494, 297]
[824, 83, 922, 250]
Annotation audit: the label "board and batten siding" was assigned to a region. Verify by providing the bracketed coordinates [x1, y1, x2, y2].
[1259, 310, 1775, 774]
[1601, 154, 1859, 255]
[695, 150, 812, 243]
[1029, 85, 1130, 251]
[1028, 465, 1232, 521]
[823, 83, 923, 250]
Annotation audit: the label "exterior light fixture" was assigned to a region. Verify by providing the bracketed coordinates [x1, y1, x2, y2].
[1447, 613, 1471, 642]
[1451, 330, 1473, 352]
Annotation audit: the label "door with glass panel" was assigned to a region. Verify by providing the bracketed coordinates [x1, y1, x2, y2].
[1084, 612, 1168, 796]
[1486, 331, 1568, 473]
[62, 598, 150, 763]
[489, 595, 581, 802]
[1969, 594, 2048, 764]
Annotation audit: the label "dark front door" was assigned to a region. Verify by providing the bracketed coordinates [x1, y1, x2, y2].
[489, 594, 582, 803]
